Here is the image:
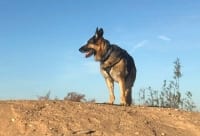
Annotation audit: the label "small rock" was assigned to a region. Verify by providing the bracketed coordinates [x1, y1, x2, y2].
[11, 118, 15, 122]
[194, 120, 199, 124]
[135, 132, 139, 135]
[161, 132, 166, 136]
[144, 120, 150, 124]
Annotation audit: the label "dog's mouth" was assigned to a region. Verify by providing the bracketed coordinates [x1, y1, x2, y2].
[79, 47, 96, 58]
[85, 49, 95, 58]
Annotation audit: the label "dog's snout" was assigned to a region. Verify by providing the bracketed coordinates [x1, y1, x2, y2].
[79, 45, 86, 52]
[79, 47, 82, 52]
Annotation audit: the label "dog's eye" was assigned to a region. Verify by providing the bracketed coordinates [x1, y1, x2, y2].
[88, 37, 98, 44]
[88, 37, 95, 43]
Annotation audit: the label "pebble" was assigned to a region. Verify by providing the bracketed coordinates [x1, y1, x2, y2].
[135, 131, 139, 135]
[11, 118, 15, 122]
[161, 132, 166, 136]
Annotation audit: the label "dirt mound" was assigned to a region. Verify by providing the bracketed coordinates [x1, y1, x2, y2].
[0, 100, 199, 136]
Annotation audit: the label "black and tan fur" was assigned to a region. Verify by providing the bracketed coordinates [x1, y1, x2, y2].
[79, 28, 136, 106]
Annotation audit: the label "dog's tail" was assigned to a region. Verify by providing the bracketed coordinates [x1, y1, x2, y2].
[125, 55, 136, 106]
[125, 88, 132, 105]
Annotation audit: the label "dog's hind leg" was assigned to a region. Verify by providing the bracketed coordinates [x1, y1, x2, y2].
[105, 78, 115, 104]
[119, 79, 127, 105]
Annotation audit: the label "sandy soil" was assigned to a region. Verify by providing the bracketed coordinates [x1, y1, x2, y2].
[0, 100, 200, 136]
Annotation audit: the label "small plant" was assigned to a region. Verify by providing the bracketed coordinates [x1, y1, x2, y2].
[138, 88, 146, 105]
[87, 98, 96, 103]
[64, 92, 87, 102]
[54, 96, 59, 100]
[37, 90, 51, 100]
[138, 58, 196, 111]
[182, 91, 196, 111]
[146, 87, 159, 107]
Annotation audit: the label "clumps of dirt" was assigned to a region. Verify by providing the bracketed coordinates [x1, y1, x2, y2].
[0, 100, 200, 136]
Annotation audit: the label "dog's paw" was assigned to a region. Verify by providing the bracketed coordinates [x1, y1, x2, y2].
[120, 101, 131, 106]
[108, 100, 114, 105]
[109, 95, 115, 104]
[108, 102, 114, 105]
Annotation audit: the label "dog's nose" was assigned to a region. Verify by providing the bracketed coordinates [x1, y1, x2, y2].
[79, 47, 83, 52]
[79, 45, 85, 52]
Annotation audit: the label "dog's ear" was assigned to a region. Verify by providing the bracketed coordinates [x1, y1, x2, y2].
[95, 27, 104, 39]
[95, 27, 99, 39]
[98, 28, 104, 37]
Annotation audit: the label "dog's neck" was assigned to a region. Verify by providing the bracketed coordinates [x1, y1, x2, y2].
[100, 41, 112, 63]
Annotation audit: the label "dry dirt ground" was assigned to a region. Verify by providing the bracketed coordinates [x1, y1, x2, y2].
[0, 100, 200, 136]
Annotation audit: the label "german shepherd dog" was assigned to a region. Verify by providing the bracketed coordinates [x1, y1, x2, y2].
[79, 28, 136, 106]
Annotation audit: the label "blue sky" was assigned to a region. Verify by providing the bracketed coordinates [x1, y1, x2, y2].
[0, 0, 200, 107]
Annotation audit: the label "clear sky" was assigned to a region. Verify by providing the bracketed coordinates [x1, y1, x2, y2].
[0, 0, 200, 107]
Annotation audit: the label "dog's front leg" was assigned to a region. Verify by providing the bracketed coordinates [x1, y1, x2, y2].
[119, 79, 126, 106]
[105, 78, 115, 104]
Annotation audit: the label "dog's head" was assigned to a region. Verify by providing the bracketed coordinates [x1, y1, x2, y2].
[79, 27, 108, 61]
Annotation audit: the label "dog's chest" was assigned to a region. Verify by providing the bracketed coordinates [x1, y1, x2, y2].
[110, 69, 122, 81]
[101, 65, 127, 82]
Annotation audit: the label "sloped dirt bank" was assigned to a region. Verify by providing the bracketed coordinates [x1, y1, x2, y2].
[0, 100, 199, 136]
